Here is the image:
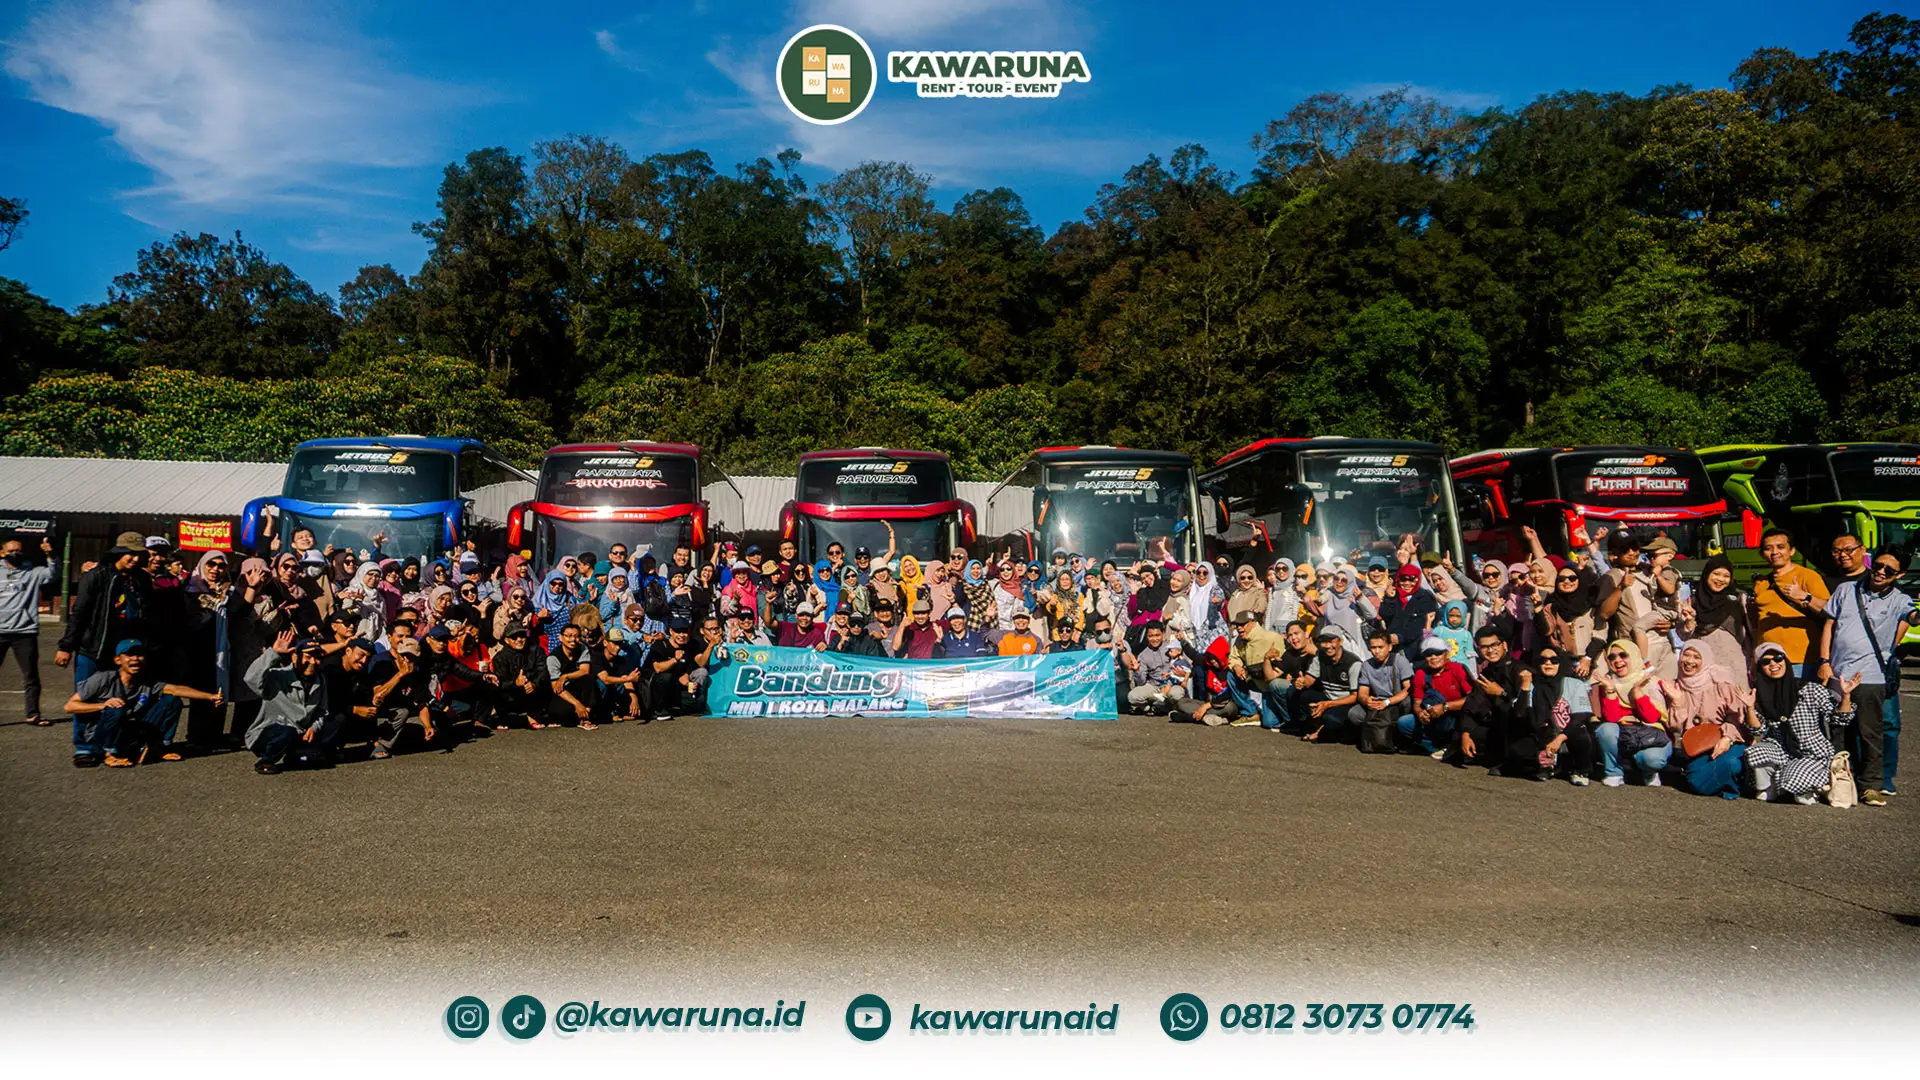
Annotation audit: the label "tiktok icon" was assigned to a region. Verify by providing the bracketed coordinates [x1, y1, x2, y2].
[501, 994, 547, 1040]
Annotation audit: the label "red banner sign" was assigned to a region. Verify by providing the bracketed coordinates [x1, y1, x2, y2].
[177, 520, 233, 552]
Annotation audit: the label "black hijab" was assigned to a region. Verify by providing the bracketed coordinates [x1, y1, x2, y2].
[1136, 568, 1169, 615]
[1753, 649, 1799, 725]
[1547, 566, 1596, 621]
[1692, 554, 1743, 631]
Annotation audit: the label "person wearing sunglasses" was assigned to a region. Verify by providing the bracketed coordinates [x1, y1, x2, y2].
[1678, 554, 1751, 691]
[1263, 558, 1301, 633]
[1226, 564, 1268, 628]
[1588, 639, 1671, 787]
[1667, 643, 1753, 800]
[1747, 642, 1854, 805]
[1509, 646, 1595, 784]
[1816, 549, 1915, 805]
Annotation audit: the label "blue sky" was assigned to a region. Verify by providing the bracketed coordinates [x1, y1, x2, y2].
[0, 0, 1897, 310]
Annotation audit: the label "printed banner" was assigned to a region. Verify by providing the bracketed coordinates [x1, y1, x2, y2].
[707, 646, 1117, 720]
[177, 519, 234, 551]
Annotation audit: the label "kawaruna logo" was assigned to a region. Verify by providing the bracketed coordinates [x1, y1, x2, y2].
[777, 25, 877, 125]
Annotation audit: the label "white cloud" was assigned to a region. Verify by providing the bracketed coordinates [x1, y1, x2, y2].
[1346, 82, 1503, 111]
[3, 0, 461, 208]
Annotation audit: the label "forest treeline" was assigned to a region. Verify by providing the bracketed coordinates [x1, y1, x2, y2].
[2, 13, 1917, 476]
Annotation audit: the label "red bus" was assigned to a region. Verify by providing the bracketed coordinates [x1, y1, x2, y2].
[1450, 446, 1724, 564]
[506, 442, 743, 570]
[779, 448, 978, 564]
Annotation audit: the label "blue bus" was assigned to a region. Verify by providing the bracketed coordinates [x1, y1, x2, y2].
[240, 436, 536, 562]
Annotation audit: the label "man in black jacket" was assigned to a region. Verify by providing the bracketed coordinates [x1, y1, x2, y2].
[1457, 627, 1523, 773]
[55, 540, 151, 711]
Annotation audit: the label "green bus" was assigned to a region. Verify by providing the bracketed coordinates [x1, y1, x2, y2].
[1700, 442, 1920, 650]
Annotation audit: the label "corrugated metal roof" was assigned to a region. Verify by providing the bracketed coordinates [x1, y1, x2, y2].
[725, 476, 1000, 532]
[0, 457, 285, 517]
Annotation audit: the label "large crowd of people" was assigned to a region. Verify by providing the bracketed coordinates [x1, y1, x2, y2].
[0, 516, 1910, 805]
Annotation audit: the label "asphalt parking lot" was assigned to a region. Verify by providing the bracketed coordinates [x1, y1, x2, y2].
[3, 624, 1917, 1007]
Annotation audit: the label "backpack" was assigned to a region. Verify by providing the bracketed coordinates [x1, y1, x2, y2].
[642, 578, 670, 619]
[1358, 707, 1397, 754]
[1828, 751, 1857, 809]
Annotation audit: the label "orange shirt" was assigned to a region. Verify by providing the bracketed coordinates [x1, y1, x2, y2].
[1751, 563, 1830, 664]
[997, 632, 1041, 656]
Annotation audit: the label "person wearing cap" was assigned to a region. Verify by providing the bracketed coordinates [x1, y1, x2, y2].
[64, 638, 223, 767]
[829, 604, 889, 657]
[1210, 609, 1285, 730]
[365, 630, 433, 751]
[643, 619, 706, 721]
[591, 627, 644, 722]
[892, 598, 942, 659]
[486, 621, 547, 728]
[0, 533, 58, 726]
[56, 538, 152, 712]
[862, 598, 901, 657]
[777, 601, 828, 650]
[997, 607, 1044, 656]
[1398, 635, 1475, 757]
[1120, 620, 1187, 714]
[242, 630, 340, 773]
[852, 546, 873, 584]
[1295, 626, 1364, 742]
[933, 605, 991, 658]
[725, 607, 772, 647]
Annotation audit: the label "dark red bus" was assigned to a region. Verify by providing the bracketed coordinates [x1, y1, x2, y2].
[507, 442, 743, 570]
[1450, 446, 1724, 563]
[779, 448, 977, 564]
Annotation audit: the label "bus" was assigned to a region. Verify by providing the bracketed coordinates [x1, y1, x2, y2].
[240, 436, 534, 563]
[1201, 437, 1464, 566]
[505, 442, 745, 571]
[1450, 446, 1725, 566]
[1701, 440, 1920, 586]
[779, 448, 978, 564]
[983, 446, 1204, 566]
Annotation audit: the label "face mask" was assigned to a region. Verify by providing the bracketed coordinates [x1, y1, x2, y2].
[305, 565, 324, 578]
[3, 553, 22, 566]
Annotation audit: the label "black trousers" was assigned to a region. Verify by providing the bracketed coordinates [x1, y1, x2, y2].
[1504, 720, 1595, 778]
[1851, 682, 1889, 790]
[0, 632, 41, 719]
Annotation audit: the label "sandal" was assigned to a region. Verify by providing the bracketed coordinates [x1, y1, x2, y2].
[526, 718, 546, 730]
[371, 748, 391, 760]
[160, 751, 183, 762]
[104, 754, 135, 768]
[30, 716, 50, 727]
[578, 720, 599, 731]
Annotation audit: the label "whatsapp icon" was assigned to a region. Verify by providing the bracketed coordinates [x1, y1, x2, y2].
[1159, 993, 1207, 1041]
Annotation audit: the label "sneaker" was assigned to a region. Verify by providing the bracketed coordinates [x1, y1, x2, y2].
[72, 753, 101, 769]
[1200, 713, 1230, 727]
[1602, 775, 1625, 787]
[1862, 789, 1888, 807]
[254, 761, 282, 775]
[1644, 773, 1662, 788]
[1754, 788, 1774, 802]
[1429, 749, 1447, 760]
[1792, 793, 1818, 806]
[1570, 774, 1590, 787]
[1882, 784, 1897, 797]
[1228, 718, 1260, 727]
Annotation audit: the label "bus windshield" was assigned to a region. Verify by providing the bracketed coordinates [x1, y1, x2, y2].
[800, 517, 952, 563]
[530, 516, 693, 571]
[284, 447, 454, 505]
[1555, 451, 1712, 506]
[538, 452, 699, 508]
[799, 458, 954, 507]
[1830, 449, 1920, 503]
[1299, 450, 1450, 561]
[277, 510, 443, 563]
[1040, 463, 1193, 565]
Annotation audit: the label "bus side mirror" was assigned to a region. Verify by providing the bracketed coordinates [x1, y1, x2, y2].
[1741, 509, 1762, 550]
[239, 497, 277, 554]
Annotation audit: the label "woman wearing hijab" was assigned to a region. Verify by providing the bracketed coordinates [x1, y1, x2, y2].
[1680, 554, 1752, 690]
[182, 551, 235, 747]
[692, 563, 719, 626]
[719, 561, 761, 623]
[1746, 642, 1852, 804]
[844, 565, 875, 622]
[1506, 646, 1596, 785]
[811, 559, 840, 617]
[1379, 563, 1439, 661]
[1452, 558, 1502, 633]
[1263, 558, 1300, 633]
[342, 563, 388, 641]
[1182, 563, 1225, 651]
[1320, 567, 1364, 646]
[1588, 638, 1672, 787]
[1667, 642, 1755, 799]
[897, 556, 926, 615]
[599, 567, 635, 622]
[1225, 564, 1268, 627]
[376, 560, 405, 623]
[493, 582, 534, 643]
[1130, 564, 1168, 626]
[1161, 569, 1196, 641]
[398, 560, 427, 613]
[533, 571, 576, 653]
[1539, 561, 1600, 678]
[924, 560, 955, 621]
